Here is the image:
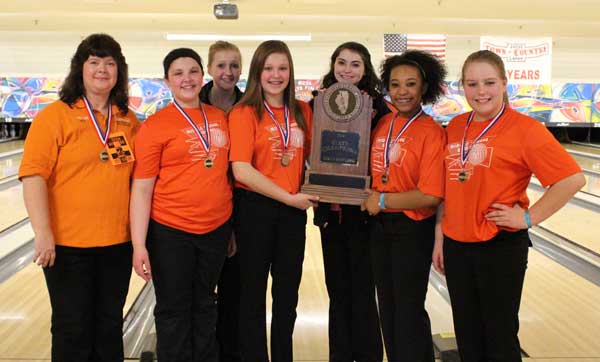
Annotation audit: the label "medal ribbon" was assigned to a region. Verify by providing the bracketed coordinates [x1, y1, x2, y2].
[173, 100, 211, 154]
[263, 101, 290, 151]
[460, 104, 506, 167]
[383, 108, 423, 170]
[82, 96, 112, 146]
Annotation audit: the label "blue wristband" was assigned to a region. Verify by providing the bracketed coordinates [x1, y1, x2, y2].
[524, 210, 532, 228]
[379, 193, 386, 209]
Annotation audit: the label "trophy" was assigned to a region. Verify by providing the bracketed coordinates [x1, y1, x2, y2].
[302, 82, 372, 205]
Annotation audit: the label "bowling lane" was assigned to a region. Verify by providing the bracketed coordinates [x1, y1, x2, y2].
[580, 173, 600, 196]
[570, 154, 600, 172]
[0, 154, 21, 181]
[0, 262, 145, 360]
[0, 184, 27, 232]
[519, 249, 600, 358]
[564, 143, 600, 156]
[0, 140, 24, 154]
[527, 188, 599, 254]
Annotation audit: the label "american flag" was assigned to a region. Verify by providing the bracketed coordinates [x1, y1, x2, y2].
[383, 34, 447, 62]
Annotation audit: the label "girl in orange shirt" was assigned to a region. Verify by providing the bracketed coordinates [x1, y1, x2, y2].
[362, 50, 447, 362]
[228, 40, 317, 362]
[130, 48, 233, 362]
[433, 50, 585, 362]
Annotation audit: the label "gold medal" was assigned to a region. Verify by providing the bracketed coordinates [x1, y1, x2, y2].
[281, 154, 290, 167]
[381, 173, 388, 184]
[204, 158, 214, 168]
[458, 170, 467, 183]
[99, 150, 109, 162]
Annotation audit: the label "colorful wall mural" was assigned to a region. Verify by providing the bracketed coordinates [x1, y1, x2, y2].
[1, 76, 599, 127]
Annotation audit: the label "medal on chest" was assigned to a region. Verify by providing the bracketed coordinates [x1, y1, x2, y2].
[174, 101, 213, 169]
[458, 104, 506, 183]
[264, 101, 291, 167]
[83, 96, 114, 164]
[382, 109, 422, 185]
[99, 150, 109, 162]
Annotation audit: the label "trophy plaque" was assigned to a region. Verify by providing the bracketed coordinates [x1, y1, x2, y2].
[301, 82, 372, 205]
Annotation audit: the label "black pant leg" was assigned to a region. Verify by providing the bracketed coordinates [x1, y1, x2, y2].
[93, 242, 132, 362]
[475, 231, 528, 362]
[217, 253, 242, 362]
[192, 222, 230, 362]
[322, 208, 382, 362]
[347, 215, 382, 362]
[445, 231, 528, 362]
[388, 215, 434, 362]
[372, 214, 434, 362]
[147, 220, 196, 362]
[320, 214, 353, 362]
[370, 218, 394, 360]
[443, 237, 487, 362]
[236, 191, 276, 362]
[270, 204, 307, 362]
[43, 246, 96, 362]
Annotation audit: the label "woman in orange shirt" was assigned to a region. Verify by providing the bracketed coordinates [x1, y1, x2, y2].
[433, 50, 585, 362]
[20, 33, 139, 362]
[130, 48, 232, 362]
[362, 50, 447, 362]
[228, 40, 317, 362]
[199, 40, 244, 362]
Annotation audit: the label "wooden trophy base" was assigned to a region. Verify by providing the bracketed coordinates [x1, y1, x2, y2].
[301, 171, 370, 205]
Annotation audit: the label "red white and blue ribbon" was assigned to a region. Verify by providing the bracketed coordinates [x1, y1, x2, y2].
[264, 101, 290, 151]
[383, 108, 423, 170]
[82, 96, 112, 146]
[460, 104, 506, 168]
[173, 100, 211, 154]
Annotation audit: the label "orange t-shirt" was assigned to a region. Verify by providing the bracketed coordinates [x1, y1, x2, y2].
[19, 99, 140, 247]
[442, 107, 582, 242]
[228, 101, 312, 194]
[370, 113, 446, 220]
[133, 103, 232, 235]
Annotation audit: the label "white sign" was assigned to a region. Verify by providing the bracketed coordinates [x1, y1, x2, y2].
[480, 36, 552, 84]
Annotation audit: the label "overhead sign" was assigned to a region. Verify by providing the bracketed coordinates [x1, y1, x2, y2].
[480, 36, 552, 84]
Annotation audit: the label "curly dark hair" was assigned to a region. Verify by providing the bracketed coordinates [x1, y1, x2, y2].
[380, 50, 447, 105]
[59, 33, 130, 115]
[321, 42, 382, 98]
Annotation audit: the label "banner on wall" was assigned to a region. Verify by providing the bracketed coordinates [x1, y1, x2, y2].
[4, 76, 599, 126]
[480, 36, 552, 84]
[384, 34, 447, 62]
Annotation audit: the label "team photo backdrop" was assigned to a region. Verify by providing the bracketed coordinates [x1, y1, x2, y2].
[1, 76, 599, 126]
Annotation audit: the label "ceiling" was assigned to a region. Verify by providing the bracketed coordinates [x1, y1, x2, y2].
[1, 0, 600, 40]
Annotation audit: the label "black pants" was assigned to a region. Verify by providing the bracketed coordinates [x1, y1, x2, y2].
[444, 230, 529, 362]
[43, 241, 132, 362]
[370, 213, 435, 362]
[147, 219, 230, 362]
[319, 206, 382, 362]
[234, 189, 306, 362]
[217, 253, 241, 362]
